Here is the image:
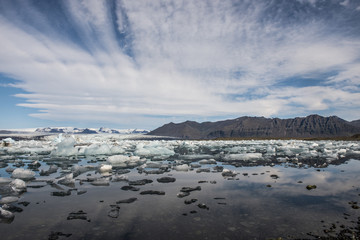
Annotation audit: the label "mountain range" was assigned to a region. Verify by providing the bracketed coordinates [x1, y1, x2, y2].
[148, 115, 360, 140]
[0, 127, 149, 135]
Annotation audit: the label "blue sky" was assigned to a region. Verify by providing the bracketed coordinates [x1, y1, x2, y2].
[0, 0, 359, 130]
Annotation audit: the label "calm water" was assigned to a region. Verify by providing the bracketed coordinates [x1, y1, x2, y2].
[0, 138, 360, 239]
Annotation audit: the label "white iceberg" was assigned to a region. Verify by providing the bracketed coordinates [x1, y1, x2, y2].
[51, 136, 78, 156]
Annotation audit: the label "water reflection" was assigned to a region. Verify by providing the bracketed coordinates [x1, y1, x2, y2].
[0, 161, 359, 239]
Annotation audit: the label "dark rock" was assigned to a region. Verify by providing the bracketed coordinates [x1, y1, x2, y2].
[18, 201, 30, 207]
[184, 199, 198, 205]
[67, 210, 89, 221]
[51, 190, 71, 197]
[270, 174, 279, 179]
[197, 203, 209, 210]
[306, 185, 317, 190]
[198, 181, 208, 183]
[108, 208, 120, 218]
[140, 190, 165, 195]
[116, 198, 137, 204]
[177, 192, 190, 198]
[213, 166, 224, 172]
[144, 169, 166, 174]
[129, 179, 153, 186]
[196, 168, 210, 173]
[121, 186, 140, 191]
[157, 177, 176, 183]
[180, 186, 201, 193]
[48, 231, 72, 240]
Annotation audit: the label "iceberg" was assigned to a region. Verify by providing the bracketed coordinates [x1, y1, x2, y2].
[11, 168, 35, 180]
[51, 136, 78, 156]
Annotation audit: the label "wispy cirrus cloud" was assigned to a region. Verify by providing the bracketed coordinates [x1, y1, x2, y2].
[0, 0, 359, 128]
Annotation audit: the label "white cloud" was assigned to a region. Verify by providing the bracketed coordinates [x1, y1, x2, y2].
[0, 0, 360, 128]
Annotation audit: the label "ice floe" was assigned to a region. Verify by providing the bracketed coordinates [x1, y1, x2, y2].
[11, 168, 35, 180]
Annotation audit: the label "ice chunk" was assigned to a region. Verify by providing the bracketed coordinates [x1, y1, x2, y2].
[222, 169, 237, 177]
[58, 173, 75, 187]
[51, 136, 78, 156]
[0, 196, 19, 204]
[174, 164, 190, 172]
[198, 159, 217, 164]
[99, 164, 112, 173]
[110, 145, 125, 154]
[10, 179, 26, 191]
[107, 155, 145, 168]
[11, 168, 35, 180]
[134, 142, 175, 157]
[111, 174, 128, 182]
[0, 207, 15, 220]
[1, 138, 15, 147]
[84, 144, 111, 156]
[91, 178, 110, 186]
[222, 153, 263, 161]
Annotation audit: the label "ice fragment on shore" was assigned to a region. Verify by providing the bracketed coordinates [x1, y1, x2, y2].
[11, 168, 35, 180]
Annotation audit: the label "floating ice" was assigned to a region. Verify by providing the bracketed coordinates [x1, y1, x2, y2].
[10, 179, 26, 191]
[51, 136, 78, 156]
[107, 155, 145, 168]
[84, 144, 111, 156]
[199, 159, 217, 164]
[11, 168, 35, 180]
[99, 164, 112, 173]
[174, 164, 190, 172]
[111, 174, 128, 182]
[222, 153, 263, 161]
[0, 196, 19, 204]
[0, 207, 14, 219]
[134, 142, 175, 157]
[58, 173, 75, 187]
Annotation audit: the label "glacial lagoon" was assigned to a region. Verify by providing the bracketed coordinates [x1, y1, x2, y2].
[0, 134, 360, 239]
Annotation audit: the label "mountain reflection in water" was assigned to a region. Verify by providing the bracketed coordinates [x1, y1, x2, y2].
[0, 136, 359, 239]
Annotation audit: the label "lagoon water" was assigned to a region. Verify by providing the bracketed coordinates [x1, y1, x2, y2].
[0, 135, 360, 239]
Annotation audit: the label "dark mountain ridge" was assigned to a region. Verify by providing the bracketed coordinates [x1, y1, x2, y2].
[148, 115, 360, 139]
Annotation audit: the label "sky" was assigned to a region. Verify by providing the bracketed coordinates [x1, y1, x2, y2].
[0, 0, 360, 130]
